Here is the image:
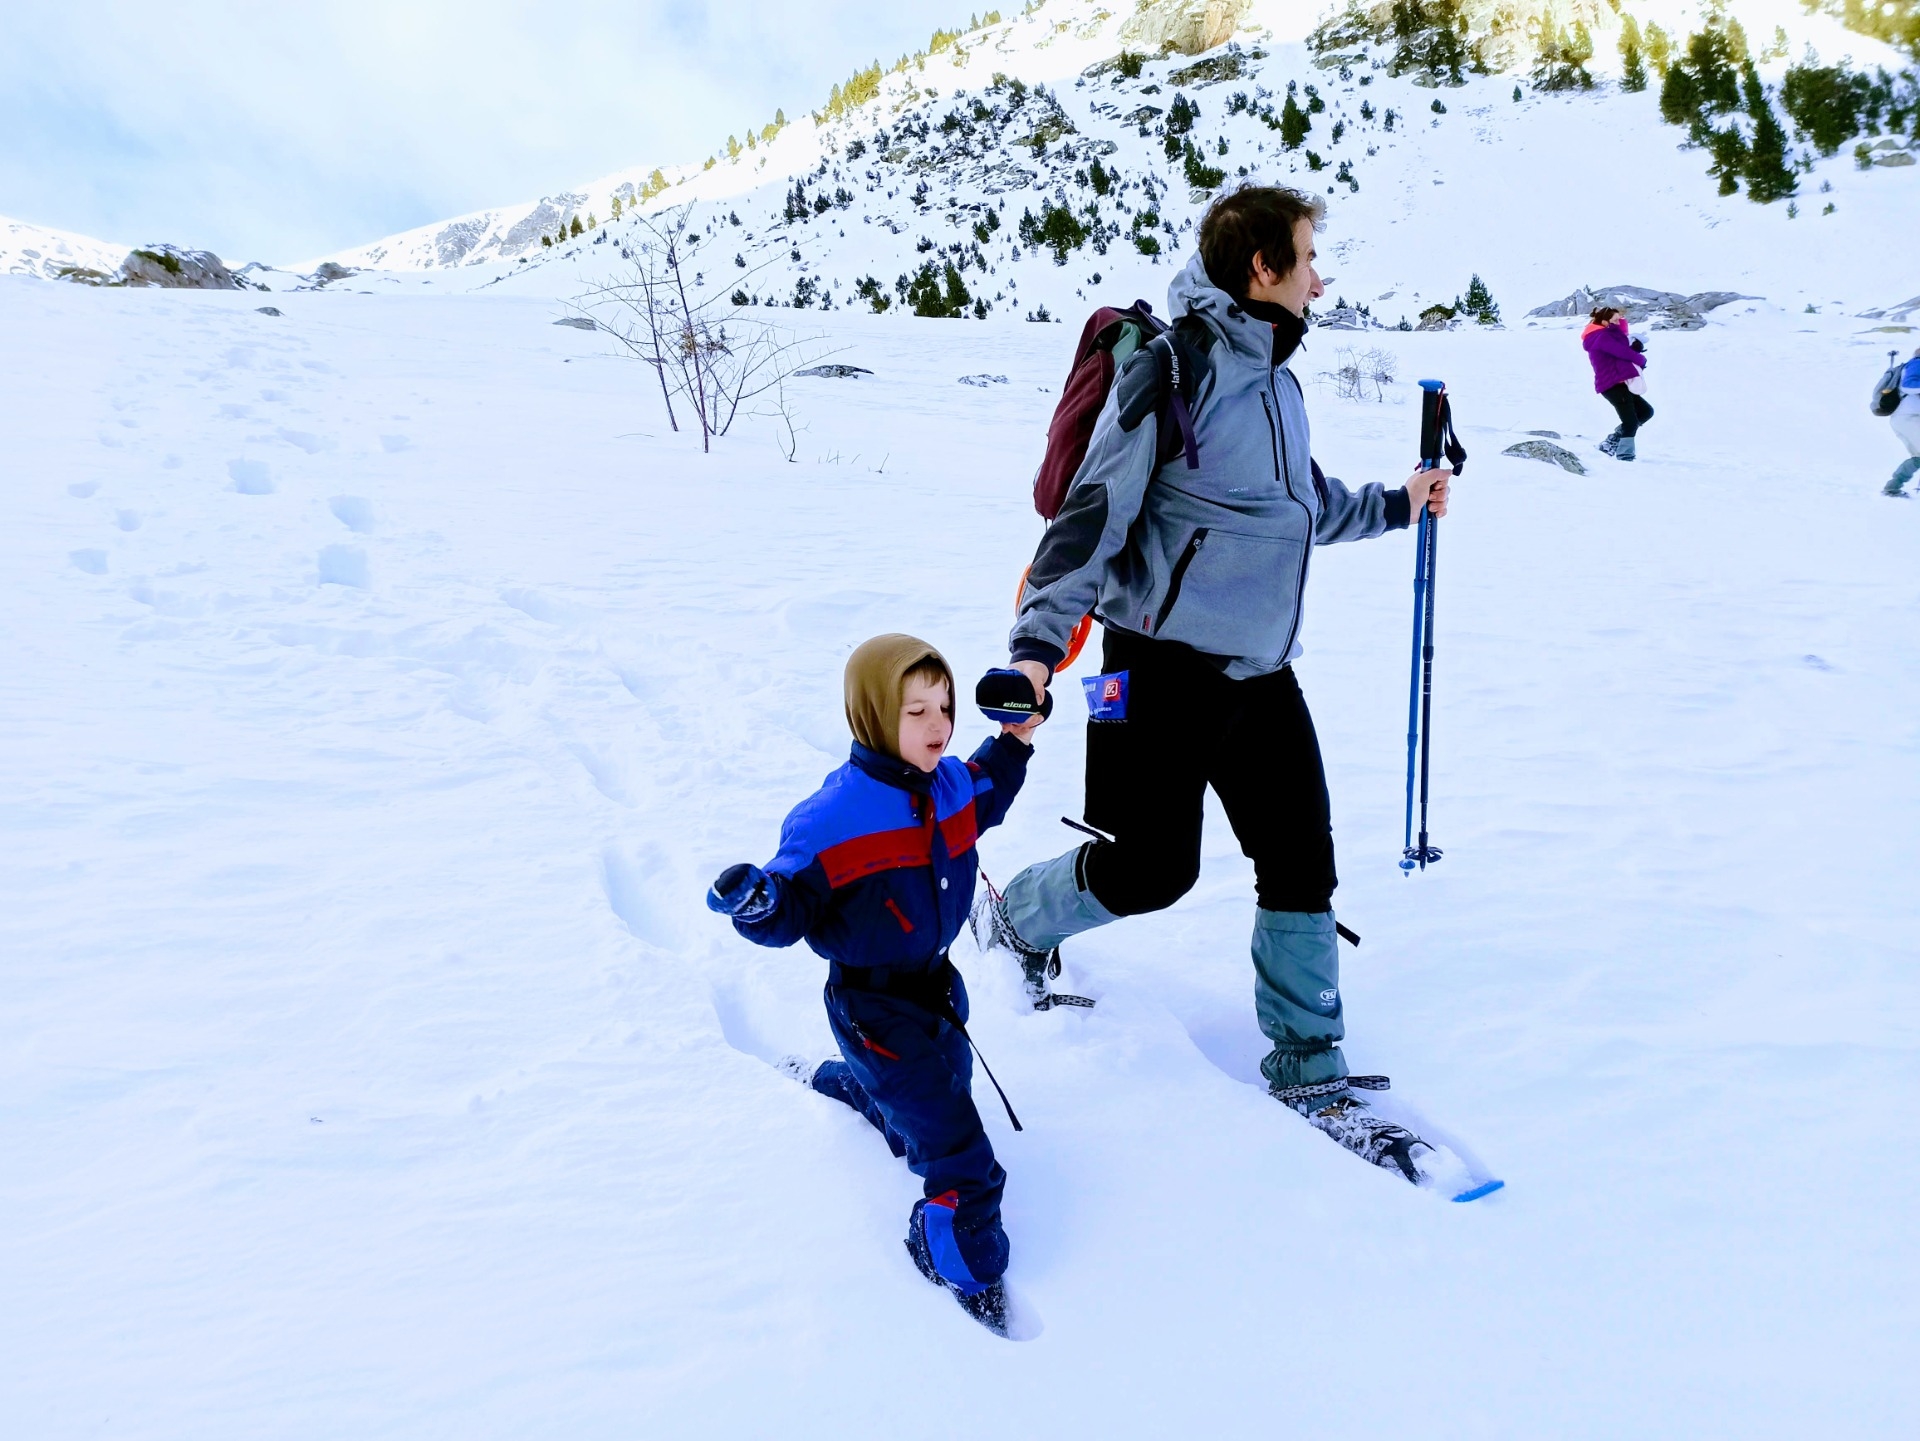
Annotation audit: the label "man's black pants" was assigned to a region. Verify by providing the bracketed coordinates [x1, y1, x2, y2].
[1079, 626, 1337, 917]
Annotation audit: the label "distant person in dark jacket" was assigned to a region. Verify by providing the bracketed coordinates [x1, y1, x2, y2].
[705, 634, 1039, 1334]
[1583, 306, 1651, 461]
[1884, 348, 1920, 497]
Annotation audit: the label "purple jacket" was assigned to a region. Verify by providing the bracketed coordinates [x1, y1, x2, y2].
[1583, 320, 1647, 393]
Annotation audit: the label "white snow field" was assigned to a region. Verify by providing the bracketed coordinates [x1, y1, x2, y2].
[4, 258, 1919, 1437]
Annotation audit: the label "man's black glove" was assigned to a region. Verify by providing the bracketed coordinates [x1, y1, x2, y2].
[976, 668, 1054, 726]
[1630, 338, 1645, 353]
[707, 863, 775, 921]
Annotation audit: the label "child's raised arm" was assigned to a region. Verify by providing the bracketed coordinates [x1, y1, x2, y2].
[963, 731, 1034, 834]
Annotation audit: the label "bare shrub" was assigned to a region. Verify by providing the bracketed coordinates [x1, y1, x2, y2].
[570, 205, 839, 453]
[1320, 345, 1398, 402]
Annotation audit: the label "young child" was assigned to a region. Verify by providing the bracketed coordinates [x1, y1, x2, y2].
[705, 634, 1040, 1334]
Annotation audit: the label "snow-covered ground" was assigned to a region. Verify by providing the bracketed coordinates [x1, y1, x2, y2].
[4, 261, 1917, 1435]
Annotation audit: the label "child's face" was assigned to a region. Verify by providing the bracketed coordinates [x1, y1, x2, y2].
[898, 675, 954, 773]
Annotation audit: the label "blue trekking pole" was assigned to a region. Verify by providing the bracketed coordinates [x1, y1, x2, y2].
[1401, 380, 1463, 873]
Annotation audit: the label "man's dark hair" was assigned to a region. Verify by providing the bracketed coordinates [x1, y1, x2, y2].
[1198, 185, 1327, 301]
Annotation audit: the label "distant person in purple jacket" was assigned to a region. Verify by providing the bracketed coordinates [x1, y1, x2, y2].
[1583, 307, 1652, 461]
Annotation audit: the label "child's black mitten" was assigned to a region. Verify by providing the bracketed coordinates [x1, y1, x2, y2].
[707, 863, 774, 921]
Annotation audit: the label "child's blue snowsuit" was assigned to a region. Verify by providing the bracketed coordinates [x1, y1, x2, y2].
[734, 733, 1031, 1291]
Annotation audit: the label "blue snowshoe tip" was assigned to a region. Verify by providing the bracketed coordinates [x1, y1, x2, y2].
[976, 669, 1054, 726]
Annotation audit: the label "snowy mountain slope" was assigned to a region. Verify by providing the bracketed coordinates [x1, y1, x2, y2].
[3, 258, 1917, 1435]
[316, 0, 1917, 322]
[0, 213, 130, 281]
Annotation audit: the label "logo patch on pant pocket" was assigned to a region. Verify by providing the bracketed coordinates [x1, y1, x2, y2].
[1318, 988, 1340, 1009]
[1082, 670, 1129, 721]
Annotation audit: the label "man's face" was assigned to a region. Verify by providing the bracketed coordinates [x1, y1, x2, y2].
[1246, 217, 1324, 316]
[897, 674, 954, 773]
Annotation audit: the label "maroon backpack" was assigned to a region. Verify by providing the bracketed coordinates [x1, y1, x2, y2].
[1031, 301, 1202, 521]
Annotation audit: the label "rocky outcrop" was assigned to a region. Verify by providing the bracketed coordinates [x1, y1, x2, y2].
[1527, 285, 1757, 331]
[1119, 0, 1252, 58]
[1860, 294, 1920, 324]
[118, 245, 245, 289]
[1316, 304, 1377, 330]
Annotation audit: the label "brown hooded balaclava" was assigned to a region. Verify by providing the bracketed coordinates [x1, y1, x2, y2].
[844, 633, 953, 761]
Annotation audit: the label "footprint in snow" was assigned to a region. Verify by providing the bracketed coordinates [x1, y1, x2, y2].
[380, 434, 412, 453]
[115, 510, 141, 532]
[567, 742, 634, 807]
[228, 459, 274, 494]
[277, 427, 334, 454]
[600, 844, 683, 948]
[69, 549, 108, 575]
[67, 481, 100, 498]
[328, 496, 374, 533]
[317, 545, 368, 588]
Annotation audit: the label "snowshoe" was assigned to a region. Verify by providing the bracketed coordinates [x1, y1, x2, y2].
[970, 891, 1093, 1011]
[1271, 1076, 1432, 1185]
[905, 1202, 1012, 1337]
[1597, 427, 1622, 455]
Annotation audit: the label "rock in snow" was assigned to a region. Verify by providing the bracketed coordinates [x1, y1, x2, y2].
[1502, 438, 1587, 473]
[796, 364, 872, 378]
[118, 245, 245, 289]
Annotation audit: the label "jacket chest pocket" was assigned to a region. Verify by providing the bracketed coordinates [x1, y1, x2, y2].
[1154, 528, 1305, 658]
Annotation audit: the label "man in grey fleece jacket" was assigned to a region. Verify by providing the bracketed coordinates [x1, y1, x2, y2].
[978, 186, 1450, 1146]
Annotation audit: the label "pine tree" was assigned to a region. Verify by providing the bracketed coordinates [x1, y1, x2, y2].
[1741, 64, 1798, 203]
[1620, 15, 1648, 93]
[1706, 123, 1749, 195]
[1659, 55, 1700, 126]
[1645, 24, 1672, 78]
[1280, 93, 1310, 149]
[1463, 274, 1500, 324]
[611, 196, 623, 220]
[570, 215, 584, 238]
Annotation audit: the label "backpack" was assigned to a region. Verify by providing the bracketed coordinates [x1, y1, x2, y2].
[1031, 301, 1207, 520]
[1871, 352, 1907, 417]
[1019, 302, 1213, 671]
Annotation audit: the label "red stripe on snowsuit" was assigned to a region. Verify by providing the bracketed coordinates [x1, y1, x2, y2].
[819, 825, 931, 888]
[818, 799, 978, 889]
[939, 803, 978, 859]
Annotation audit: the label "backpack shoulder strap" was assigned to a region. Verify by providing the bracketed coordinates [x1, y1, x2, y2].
[1113, 318, 1211, 474]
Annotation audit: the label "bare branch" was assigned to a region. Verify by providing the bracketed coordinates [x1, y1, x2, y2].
[571, 201, 848, 453]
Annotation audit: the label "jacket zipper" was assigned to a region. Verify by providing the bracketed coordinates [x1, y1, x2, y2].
[1261, 385, 1315, 661]
[1154, 527, 1208, 632]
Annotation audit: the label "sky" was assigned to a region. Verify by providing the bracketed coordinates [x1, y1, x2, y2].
[0, 0, 978, 265]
